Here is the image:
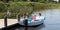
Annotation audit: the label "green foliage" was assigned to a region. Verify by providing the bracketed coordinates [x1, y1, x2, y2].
[0, 12, 6, 18]
[10, 13, 16, 18]
[0, 0, 48, 2]
[0, 2, 60, 18]
[0, 2, 6, 12]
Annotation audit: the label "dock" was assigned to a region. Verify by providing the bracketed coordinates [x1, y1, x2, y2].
[0, 19, 18, 28]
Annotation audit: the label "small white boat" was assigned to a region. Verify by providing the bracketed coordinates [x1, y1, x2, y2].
[18, 15, 45, 26]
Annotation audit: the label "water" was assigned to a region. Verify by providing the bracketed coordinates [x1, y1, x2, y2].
[14, 9, 60, 30]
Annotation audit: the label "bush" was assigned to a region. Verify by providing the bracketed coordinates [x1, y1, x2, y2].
[0, 2, 55, 19]
[0, 2, 6, 12]
[0, 12, 6, 18]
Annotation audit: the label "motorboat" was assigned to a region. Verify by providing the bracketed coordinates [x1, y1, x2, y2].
[18, 15, 45, 26]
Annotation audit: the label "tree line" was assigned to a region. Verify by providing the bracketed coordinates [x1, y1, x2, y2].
[0, 0, 50, 2]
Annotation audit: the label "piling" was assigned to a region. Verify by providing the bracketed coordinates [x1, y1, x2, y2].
[17, 14, 20, 22]
[4, 16, 7, 30]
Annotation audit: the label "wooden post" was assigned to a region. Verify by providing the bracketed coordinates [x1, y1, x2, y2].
[17, 14, 20, 22]
[4, 16, 7, 27]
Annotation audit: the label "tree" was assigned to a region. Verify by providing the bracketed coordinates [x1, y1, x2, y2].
[3, 0, 9, 2]
[30, 0, 39, 2]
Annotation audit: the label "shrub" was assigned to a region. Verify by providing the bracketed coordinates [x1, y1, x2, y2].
[0, 2, 54, 18]
[0, 2, 6, 12]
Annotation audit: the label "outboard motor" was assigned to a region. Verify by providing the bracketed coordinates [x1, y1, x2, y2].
[23, 19, 28, 26]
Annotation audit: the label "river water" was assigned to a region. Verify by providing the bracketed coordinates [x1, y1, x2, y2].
[14, 9, 60, 30]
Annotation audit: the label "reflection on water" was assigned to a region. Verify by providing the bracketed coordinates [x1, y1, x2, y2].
[15, 24, 45, 30]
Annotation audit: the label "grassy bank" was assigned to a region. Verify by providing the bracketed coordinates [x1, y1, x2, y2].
[0, 2, 60, 18]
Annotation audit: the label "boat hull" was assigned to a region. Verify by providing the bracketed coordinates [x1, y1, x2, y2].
[18, 16, 45, 26]
[18, 19, 44, 26]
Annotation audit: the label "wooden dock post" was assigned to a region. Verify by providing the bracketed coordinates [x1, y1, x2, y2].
[17, 14, 20, 22]
[4, 16, 7, 27]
